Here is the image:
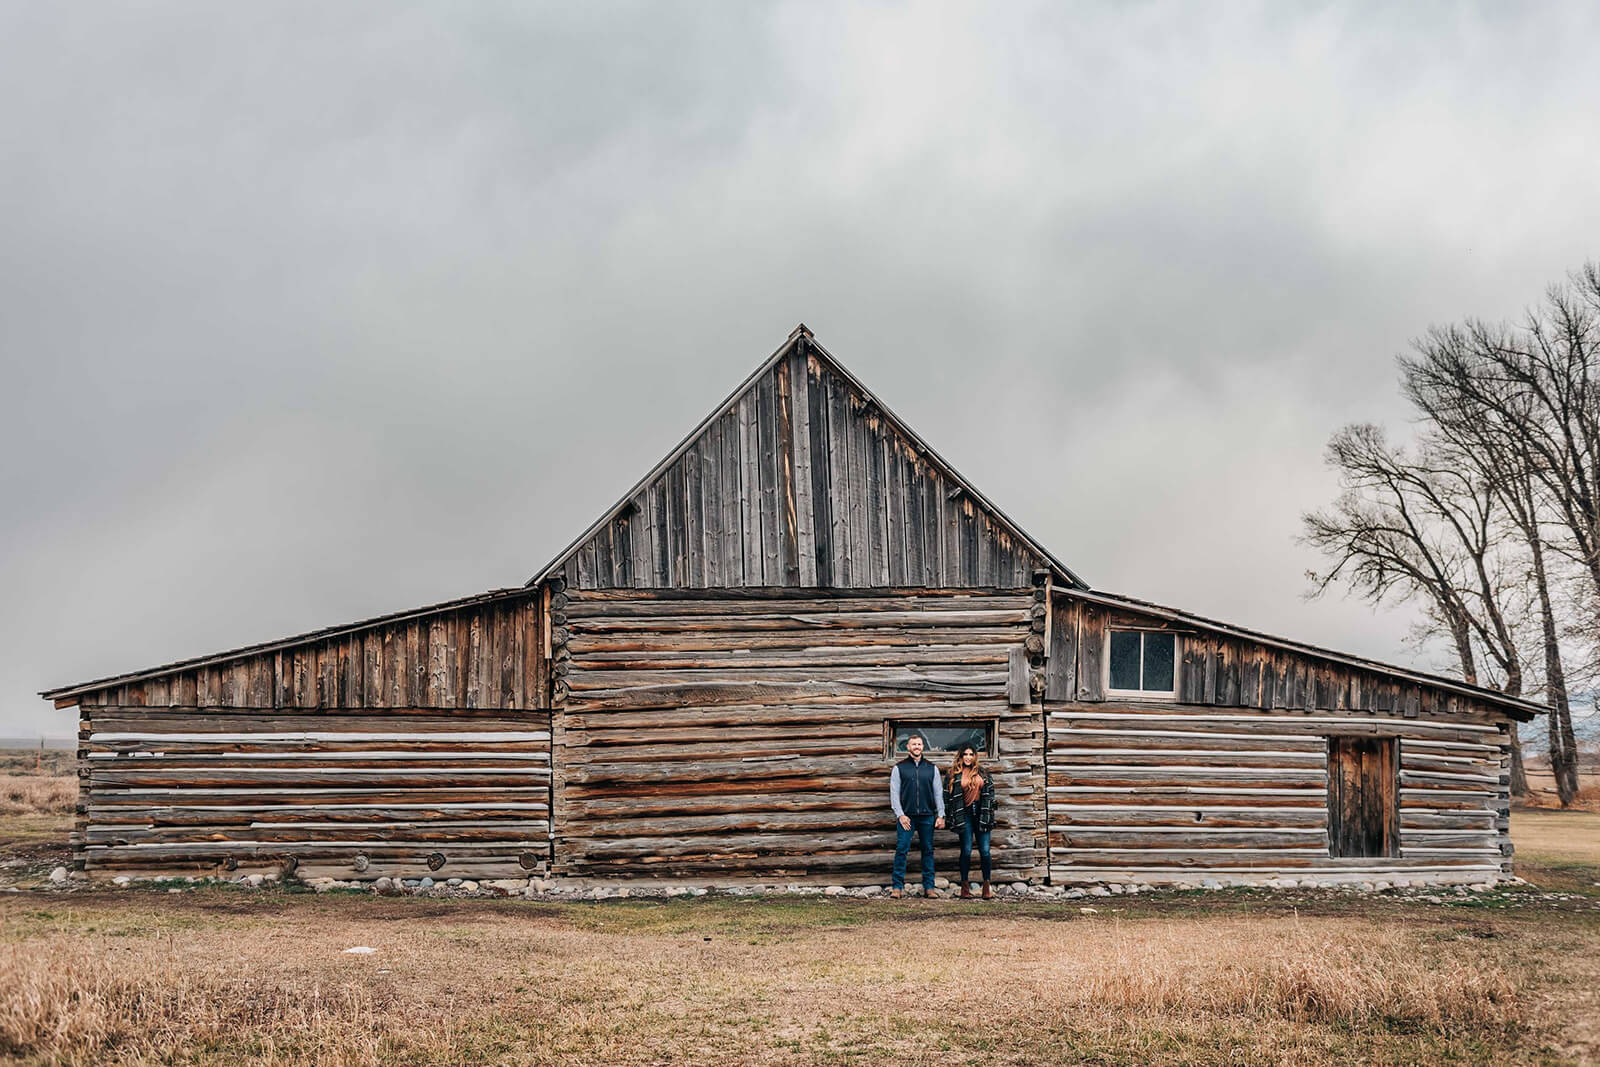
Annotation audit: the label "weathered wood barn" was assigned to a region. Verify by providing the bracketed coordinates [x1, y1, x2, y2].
[43, 326, 1543, 887]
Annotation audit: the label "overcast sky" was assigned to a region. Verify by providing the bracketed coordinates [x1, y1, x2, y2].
[5, 2, 1600, 736]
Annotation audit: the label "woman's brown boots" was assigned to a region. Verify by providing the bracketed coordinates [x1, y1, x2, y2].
[959, 884, 973, 899]
[981, 882, 993, 900]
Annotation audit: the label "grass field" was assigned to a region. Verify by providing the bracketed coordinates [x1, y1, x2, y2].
[5, 888, 1598, 1065]
[1, 756, 1597, 1064]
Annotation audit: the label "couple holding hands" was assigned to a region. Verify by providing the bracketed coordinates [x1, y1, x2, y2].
[888, 733, 996, 899]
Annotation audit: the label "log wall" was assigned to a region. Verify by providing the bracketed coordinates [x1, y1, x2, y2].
[1045, 702, 1510, 884]
[1042, 595, 1515, 885]
[551, 587, 1046, 882]
[75, 706, 552, 880]
[58, 580, 1523, 886]
[68, 593, 551, 880]
[557, 347, 1043, 591]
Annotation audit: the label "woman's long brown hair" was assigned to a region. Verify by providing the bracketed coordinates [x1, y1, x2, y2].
[948, 744, 984, 781]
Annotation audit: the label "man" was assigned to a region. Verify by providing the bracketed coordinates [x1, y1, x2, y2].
[889, 733, 945, 898]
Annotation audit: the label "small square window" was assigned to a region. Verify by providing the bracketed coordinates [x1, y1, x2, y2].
[886, 721, 994, 759]
[1106, 630, 1177, 695]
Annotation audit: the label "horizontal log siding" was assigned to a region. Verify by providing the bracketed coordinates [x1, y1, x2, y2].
[72, 595, 544, 712]
[554, 588, 1045, 882]
[1045, 702, 1512, 885]
[74, 707, 552, 880]
[561, 349, 1041, 591]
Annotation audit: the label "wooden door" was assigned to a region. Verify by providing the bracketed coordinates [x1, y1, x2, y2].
[1327, 737, 1398, 858]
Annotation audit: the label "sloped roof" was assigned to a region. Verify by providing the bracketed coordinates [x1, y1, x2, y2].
[39, 325, 1547, 720]
[1073, 587, 1545, 721]
[39, 588, 533, 704]
[527, 323, 1087, 589]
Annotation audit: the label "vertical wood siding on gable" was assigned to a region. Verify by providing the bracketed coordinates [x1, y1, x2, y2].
[561, 350, 1042, 591]
[72, 596, 545, 712]
[1065, 598, 1495, 719]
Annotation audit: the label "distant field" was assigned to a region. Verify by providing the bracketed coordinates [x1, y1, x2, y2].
[1521, 766, 1600, 813]
[0, 748, 75, 881]
[0, 746, 74, 778]
[0, 738, 73, 752]
[1511, 807, 1600, 895]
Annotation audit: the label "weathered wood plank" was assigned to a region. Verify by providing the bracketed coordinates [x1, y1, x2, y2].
[737, 391, 760, 587]
[684, 442, 705, 589]
[702, 420, 723, 589]
[805, 356, 833, 586]
[774, 359, 802, 587]
[630, 498, 650, 590]
[1008, 647, 1029, 707]
[825, 372, 851, 586]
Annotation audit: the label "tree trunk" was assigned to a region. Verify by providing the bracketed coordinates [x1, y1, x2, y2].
[1529, 533, 1580, 806]
[1508, 729, 1530, 798]
[1449, 615, 1478, 687]
[1504, 666, 1530, 798]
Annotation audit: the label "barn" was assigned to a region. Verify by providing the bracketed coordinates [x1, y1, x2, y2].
[42, 325, 1542, 888]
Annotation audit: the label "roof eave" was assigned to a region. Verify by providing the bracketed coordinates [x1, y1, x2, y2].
[39, 587, 536, 705]
[1070, 587, 1547, 721]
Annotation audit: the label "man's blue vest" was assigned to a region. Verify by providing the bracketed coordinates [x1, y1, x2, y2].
[897, 756, 938, 817]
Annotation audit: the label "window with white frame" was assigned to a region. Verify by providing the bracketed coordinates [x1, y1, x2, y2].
[1107, 629, 1177, 695]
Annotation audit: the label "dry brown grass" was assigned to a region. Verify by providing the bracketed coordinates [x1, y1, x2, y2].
[0, 774, 75, 817]
[1511, 805, 1600, 902]
[0, 749, 75, 778]
[1065, 920, 1515, 1029]
[1520, 763, 1600, 812]
[1, 943, 401, 1064]
[0, 894, 1566, 1066]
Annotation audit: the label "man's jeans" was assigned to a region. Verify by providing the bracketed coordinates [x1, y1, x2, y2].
[892, 815, 936, 890]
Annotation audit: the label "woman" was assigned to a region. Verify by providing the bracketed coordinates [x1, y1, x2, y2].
[945, 743, 996, 899]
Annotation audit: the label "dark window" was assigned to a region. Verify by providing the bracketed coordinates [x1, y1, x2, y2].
[1327, 737, 1398, 858]
[887, 721, 994, 759]
[1142, 632, 1176, 691]
[1107, 630, 1177, 693]
[1108, 631, 1142, 691]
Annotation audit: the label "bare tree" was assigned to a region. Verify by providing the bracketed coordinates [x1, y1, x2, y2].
[1303, 424, 1532, 793]
[1402, 317, 1584, 805]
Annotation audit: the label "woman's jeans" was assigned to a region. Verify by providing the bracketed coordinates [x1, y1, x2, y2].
[958, 810, 992, 884]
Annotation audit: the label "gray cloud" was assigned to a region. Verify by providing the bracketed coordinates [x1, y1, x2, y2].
[6, 2, 1600, 734]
